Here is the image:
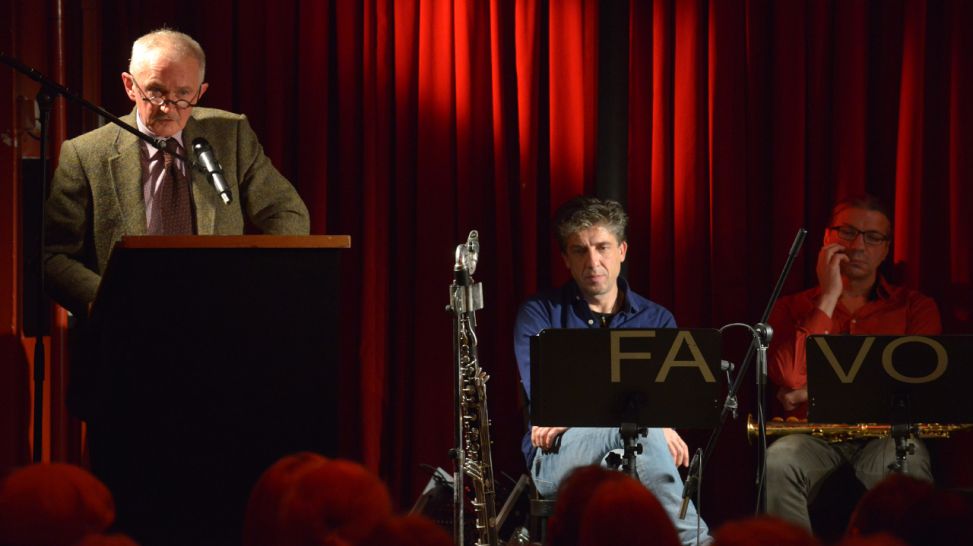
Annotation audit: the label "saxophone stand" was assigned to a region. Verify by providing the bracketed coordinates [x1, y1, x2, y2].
[447, 232, 482, 546]
[680, 228, 807, 518]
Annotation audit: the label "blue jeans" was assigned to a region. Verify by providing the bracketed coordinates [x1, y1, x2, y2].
[531, 427, 711, 546]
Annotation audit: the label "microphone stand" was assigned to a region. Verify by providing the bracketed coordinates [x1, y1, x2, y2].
[0, 52, 205, 461]
[1, 52, 207, 175]
[680, 228, 807, 517]
[29, 86, 54, 462]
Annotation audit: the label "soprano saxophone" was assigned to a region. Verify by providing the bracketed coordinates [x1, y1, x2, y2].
[449, 230, 500, 546]
[747, 414, 972, 443]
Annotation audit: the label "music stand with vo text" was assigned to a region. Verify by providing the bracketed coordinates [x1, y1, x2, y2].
[807, 334, 973, 472]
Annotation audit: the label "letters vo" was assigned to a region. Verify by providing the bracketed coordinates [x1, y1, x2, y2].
[814, 336, 948, 384]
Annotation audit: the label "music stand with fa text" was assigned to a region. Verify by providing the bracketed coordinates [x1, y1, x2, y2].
[807, 335, 973, 473]
[530, 328, 722, 478]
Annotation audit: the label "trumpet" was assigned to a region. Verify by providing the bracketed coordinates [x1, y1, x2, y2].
[746, 414, 972, 444]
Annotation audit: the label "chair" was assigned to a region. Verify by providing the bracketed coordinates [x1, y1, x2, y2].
[527, 475, 557, 545]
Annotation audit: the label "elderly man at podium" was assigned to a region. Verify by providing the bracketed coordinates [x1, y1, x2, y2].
[43, 29, 309, 424]
[44, 28, 308, 320]
[513, 196, 711, 546]
[766, 194, 941, 531]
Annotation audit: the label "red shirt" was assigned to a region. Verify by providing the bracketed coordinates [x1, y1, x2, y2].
[767, 277, 942, 418]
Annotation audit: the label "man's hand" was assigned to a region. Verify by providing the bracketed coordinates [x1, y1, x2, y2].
[662, 428, 689, 467]
[816, 243, 848, 316]
[531, 426, 569, 451]
[776, 386, 808, 412]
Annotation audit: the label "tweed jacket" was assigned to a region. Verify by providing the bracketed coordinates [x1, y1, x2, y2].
[44, 107, 310, 315]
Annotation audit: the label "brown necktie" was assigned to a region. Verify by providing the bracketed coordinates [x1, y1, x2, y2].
[151, 139, 195, 235]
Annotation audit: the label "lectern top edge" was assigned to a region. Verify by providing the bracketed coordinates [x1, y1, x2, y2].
[118, 234, 352, 249]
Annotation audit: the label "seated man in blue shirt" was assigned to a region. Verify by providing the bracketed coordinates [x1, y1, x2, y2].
[513, 196, 710, 545]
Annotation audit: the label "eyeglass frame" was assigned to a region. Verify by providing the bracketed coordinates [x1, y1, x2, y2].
[127, 73, 203, 110]
[826, 224, 890, 246]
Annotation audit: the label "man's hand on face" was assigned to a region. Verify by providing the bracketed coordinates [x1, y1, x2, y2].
[531, 426, 569, 451]
[816, 243, 848, 315]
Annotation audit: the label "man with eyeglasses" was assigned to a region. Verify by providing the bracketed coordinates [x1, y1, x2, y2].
[45, 28, 308, 320]
[764, 194, 941, 531]
[44, 29, 309, 420]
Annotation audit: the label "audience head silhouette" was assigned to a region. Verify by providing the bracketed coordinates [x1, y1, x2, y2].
[834, 533, 909, 546]
[578, 473, 680, 546]
[0, 463, 115, 546]
[847, 473, 972, 546]
[713, 515, 819, 546]
[243, 452, 392, 546]
[73, 533, 140, 546]
[358, 514, 452, 546]
[546, 465, 680, 546]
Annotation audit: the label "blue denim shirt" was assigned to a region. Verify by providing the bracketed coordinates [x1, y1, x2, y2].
[513, 278, 676, 465]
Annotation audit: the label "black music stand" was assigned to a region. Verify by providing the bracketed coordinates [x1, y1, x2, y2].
[86, 235, 349, 546]
[530, 328, 721, 477]
[807, 335, 973, 472]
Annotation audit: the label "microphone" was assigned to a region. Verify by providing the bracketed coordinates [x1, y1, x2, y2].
[192, 137, 232, 204]
[679, 449, 702, 519]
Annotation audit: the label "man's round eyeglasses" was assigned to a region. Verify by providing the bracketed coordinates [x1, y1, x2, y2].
[129, 74, 201, 109]
[827, 225, 890, 246]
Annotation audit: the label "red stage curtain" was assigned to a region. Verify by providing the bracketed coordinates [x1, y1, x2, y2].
[59, 0, 973, 522]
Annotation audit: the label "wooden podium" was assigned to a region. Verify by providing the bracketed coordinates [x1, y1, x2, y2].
[87, 235, 350, 546]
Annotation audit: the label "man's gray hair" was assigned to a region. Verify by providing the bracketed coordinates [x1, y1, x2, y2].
[129, 28, 206, 82]
[554, 196, 629, 251]
[829, 193, 893, 230]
